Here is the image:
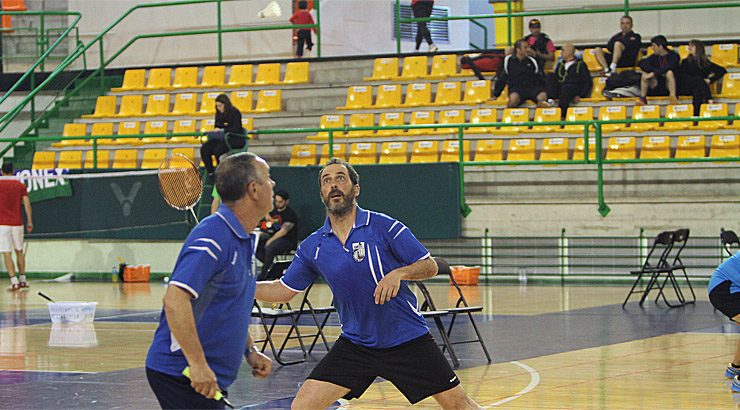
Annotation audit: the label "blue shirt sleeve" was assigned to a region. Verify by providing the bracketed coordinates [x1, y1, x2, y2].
[281, 241, 319, 292]
[384, 219, 430, 266]
[169, 232, 229, 298]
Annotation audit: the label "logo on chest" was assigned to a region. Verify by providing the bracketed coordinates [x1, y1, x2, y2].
[352, 242, 366, 262]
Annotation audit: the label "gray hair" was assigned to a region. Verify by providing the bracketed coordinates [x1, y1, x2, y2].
[215, 152, 262, 202]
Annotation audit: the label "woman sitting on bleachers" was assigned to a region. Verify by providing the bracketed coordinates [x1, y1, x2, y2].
[200, 93, 246, 176]
[678, 39, 727, 116]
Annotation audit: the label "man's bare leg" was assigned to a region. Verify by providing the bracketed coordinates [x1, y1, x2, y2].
[432, 385, 481, 410]
[291, 379, 350, 410]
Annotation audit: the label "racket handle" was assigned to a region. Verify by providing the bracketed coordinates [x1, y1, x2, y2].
[181, 367, 223, 401]
[189, 208, 199, 224]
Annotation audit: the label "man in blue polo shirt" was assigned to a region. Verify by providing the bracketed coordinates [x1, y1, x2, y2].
[709, 252, 740, 392]
[256, 158, 480, 409]
[146, 152, 274, 409]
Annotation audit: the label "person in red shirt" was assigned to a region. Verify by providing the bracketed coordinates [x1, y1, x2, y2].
[0, 162, 33, 291]
[289, 1, 316, 58]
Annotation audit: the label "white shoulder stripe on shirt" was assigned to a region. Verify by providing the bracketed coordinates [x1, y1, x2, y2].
[188, 246, 218, 261]
[388, 221, 400, 232]
[392, 226, 407, 239]
[194, 237, 222, 252]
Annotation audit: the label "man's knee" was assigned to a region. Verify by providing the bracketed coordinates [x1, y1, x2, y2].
[614, 42, 625, 52]
[665, 70, 675, 80]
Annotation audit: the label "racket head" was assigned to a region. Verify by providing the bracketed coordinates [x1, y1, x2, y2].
[158, 154, 203, 211]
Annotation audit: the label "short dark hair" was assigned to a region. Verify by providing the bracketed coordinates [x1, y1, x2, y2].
[651, 35, 668, 49]
[275, 189, 289, 201]
[621, 15, 633, 23]
[298, 1, 308, 10]
[1, 162, 13, 174]
[319, 157, 359, 187]
[215, 152, 263, 202]
[514, 39, 526, 50]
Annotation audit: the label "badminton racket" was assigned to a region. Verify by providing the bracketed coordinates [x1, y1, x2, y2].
[158, 154, 203, 223]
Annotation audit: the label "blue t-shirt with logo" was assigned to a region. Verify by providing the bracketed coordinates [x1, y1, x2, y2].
[709, 251, 740, 294]
[146, 204, 257, 389]
[281, 207, 430, 348]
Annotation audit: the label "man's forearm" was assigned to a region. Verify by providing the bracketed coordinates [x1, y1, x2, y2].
[164, 289, 208, 368]
[395, 257, 438, 281]
[255, 280, 296, 302]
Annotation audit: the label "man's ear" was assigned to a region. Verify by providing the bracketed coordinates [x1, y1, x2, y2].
[354, 184, 360, 198]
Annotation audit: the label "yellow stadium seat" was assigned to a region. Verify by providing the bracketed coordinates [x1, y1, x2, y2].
[364, 58, 399, 81]
[407, 111, 435, 135]
[606, 136, 636, 160]
[435, 109, 466, 135]
[141, 148, 167, 168]
[582, 48, 602, 71]
[675, 135, 706, 159]
[659, 104, 693, 131]
[347, 113, 374, 138]
[339, 85, 373, 110]
[428, 54, 458, 79]
[400, 56, 428, 79]
[640, 136, 671, 159]
[563, 106, 594, 134]
[467, 108, 497, 134]
[599, 106, 627, 133]
[403, 83, 432, 107]
[410, 141, 439, 163]
[255, 63, 281, 85]
[91, 122, 115, 146]
[709, 134, 740, 158]
[494, 108, 529, 134]
[474, 139, 504, 161]
[695, 103, 729, 130]
[540, 137, 569, 161]
[116, 94, 143, 117]
[200, 66, 226, 88]
[171, 119, 198, 143]
[144, 94, 170, 116]
[200, 119, 216, 132]
[379, 141, 408, 164]
[720, 73, 740, 98]
[228, 64, 253, 87]
[112, 69, 146, 92]
[283, 62, 309, 84]
[172, 147, 196, 163]
[572, 137, 599, 161]
[32, 151, 55, 169]
[146, 68, 172, 90]
[52, 123, 88, 147]
[308, 115, 345, 141]
[529, 107, 562, 133]
[507, 138, 536, 161]
[57, 151, 83, 169]
[141, 120, 169, 144]
[242, 117, 254, 132]
[82, 95, 116, 118]
[198, 92, 220, 116]
[112, 149, 138, 169]
[581, 77, 607, 102]
[374, 84, 402, 108]
[439, 140, 471, 162]
[230, 90, 253, 113]
[171, 93, 197, 116]
[254, 90, 282, 113]
[712, 43, 738, 68]
[83, 149, 110, 168]
[463, 80, 491, 104]
[433, 81, 462, 106]
[348, 142, 378, 164]
[116, 121, 142, 145]
[377, 112, 405, 137]
[630, 105, 660, 132]
[289, 144, 318, 166]
[171, 67, 198, 89]
[320, 143, 347, 163]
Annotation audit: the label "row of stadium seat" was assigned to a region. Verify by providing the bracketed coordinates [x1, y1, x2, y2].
[51, 118, 252, 147]
[340, 80, 495, 109]
[111, 62, 309, 92]
[290, 134, 739, 166]
[83, 90, 281, 119]
[309, 103, 739, 140]
[32, 148, 196, 170]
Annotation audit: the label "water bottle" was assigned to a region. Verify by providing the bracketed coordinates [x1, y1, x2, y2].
[518, 267, 528, 285]
[112, 266, 119, 283]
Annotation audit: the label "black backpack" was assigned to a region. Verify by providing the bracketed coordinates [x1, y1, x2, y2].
[605, 70, 642, 90]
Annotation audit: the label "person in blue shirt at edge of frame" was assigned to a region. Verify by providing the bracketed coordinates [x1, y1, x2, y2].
[255, 157, 481, 409]
[709, 251, 740, 393]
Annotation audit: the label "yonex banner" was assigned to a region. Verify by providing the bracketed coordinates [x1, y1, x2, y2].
[15, 168, 73, 202]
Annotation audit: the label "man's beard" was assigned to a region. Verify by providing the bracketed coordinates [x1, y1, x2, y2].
[322, 188, 356, 217]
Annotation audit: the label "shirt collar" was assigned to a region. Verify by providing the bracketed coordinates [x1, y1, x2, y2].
[320, 206, 370, 236]
[215, 203, 249, 239]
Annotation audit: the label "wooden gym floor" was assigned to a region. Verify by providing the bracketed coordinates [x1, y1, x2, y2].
[0, 281, 738, 409]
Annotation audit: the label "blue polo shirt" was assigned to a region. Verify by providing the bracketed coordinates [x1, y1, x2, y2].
[709, 251, 740, 294]
[281, 207, 430, 348]
[146, 204, 257, 389]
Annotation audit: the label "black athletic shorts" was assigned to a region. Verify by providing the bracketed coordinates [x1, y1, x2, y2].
[146, 367, 227, 409]
[509, 86, 544, 103]
[307, 333, 460, 404]
[647, 75, 670, 97]
[710, 280, 740, 320]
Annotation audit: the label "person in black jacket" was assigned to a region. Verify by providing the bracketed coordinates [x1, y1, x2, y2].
[546, 43, 593, 118]
[524, 19, 556, 69]
[638, 35, 680, 106]
[200, 93, 246, 176]
[595, 15, 642, 76]
[493, 39, 549, 108]
[678, 39, 727, 116]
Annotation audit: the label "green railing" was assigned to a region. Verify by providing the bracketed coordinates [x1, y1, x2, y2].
[0, 10, 81, 71]
[395, 0, 740, 51]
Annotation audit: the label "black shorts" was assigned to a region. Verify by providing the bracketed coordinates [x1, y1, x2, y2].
[307, 333, 460, 404]
[605, 47, 640, 68]
[509, 86, 544, 103]
[647, 75, 670, 97]
[710, 280, 740, 320]
[146, 367, 227, 409]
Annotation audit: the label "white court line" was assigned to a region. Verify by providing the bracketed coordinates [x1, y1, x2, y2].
[0, 369, 95, 374]
[95, 310, 161, 321]
[485, 361, 540, 408]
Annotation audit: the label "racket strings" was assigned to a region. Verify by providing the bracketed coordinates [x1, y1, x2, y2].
[158, 155, 203, 211]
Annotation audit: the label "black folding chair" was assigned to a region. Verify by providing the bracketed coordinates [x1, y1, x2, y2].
[655, 228, 696, 307]
[281, 282, 336, 355]
[622, 230, 675, 308]
[414, 282, 459, 368]
[251, 301, 307, 366]
[721, 229, 740, 257]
